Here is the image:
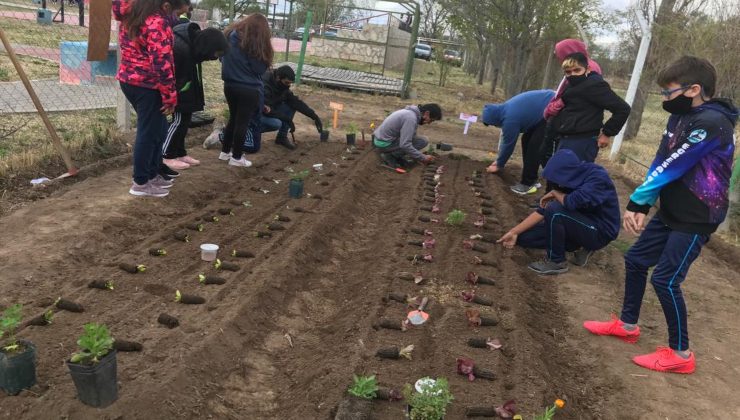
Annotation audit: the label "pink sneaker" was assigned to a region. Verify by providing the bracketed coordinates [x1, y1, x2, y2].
[150, 175, 173, 189]
[583, 314, 641, 343]
[163, 158, 190, 170]
[177, 156, 200, 166]
[129, 181, 168, 197]
[632, 347, 695, 374]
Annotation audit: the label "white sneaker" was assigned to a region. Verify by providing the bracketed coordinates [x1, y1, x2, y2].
[228, 156, 252, 167]
[218, 152, 232, 161]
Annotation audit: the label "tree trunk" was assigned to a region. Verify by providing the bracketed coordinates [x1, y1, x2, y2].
[477, 46, 488, 85]
[491, 66, 499, 95]
[624, 87, 647, 139]
[541, 43, 554, 89]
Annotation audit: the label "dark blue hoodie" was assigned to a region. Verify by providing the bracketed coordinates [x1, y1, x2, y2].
[541, 149, 621, 241]
[221, 31, 269, 90]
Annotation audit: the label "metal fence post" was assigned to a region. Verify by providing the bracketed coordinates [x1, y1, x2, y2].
[401, 1, 419, 99]
[294, 10, 312, 85]
[115, 23, 131, 131]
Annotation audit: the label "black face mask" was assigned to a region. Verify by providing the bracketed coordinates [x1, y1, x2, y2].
[566, 74, 588, 86]
[662, 94, 693, 115]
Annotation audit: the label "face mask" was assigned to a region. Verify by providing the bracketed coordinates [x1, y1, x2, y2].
[566, 74, 588, 86]
[662, 94, 693, 115]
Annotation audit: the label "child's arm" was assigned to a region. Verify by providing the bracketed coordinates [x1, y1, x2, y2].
[627, 119, 723, 214]
[144, 18, 177, 111]
[563, 177, 613, 211]
[588, 82, 631, 137]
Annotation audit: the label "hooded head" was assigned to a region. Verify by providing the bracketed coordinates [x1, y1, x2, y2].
[193, 27, 229, 62]
[543, 149, 593, 190]
[481, 103, 504, 127]
[554, 38, 602, 75]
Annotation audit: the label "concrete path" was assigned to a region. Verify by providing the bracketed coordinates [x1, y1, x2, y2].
[0, 78, 116, 113]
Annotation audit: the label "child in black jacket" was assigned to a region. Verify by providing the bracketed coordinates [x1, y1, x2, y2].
[160, 24, 228, 176]
[555, 52, 630, 162]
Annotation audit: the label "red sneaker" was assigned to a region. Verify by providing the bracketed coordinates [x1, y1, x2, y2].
[583, 314, 640, 343]
[632, 347, 695, 374]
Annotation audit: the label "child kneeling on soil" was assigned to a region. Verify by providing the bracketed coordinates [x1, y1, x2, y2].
[372, 104, 442, 168]
[583, 56, 737, 374]
[497, 149, 620, 275]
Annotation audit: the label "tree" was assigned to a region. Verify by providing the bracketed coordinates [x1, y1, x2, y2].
[420, 0, 449, 38]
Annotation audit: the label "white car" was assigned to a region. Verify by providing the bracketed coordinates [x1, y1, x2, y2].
[414, 43, 432, 61]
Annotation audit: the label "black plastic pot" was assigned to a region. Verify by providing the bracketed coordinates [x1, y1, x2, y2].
[436, 142, 453, 151]
[346, 133, 356, 146]
[289, 179, 304, 198]
[67, 349, 118, 408]
[320, 130, 330, 142]
[0, 340, 36, 396]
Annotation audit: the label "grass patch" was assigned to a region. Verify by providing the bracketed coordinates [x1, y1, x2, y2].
[0, 15, 88, 49]
[0, 52, 59, 81]
[610, 238, 633, 254]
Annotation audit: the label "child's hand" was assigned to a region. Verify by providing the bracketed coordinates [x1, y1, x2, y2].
[623, 210, 646, 235]
[160, 105, 175, 116]
[598, 133, 611, 148]
[497, 231, 518, 249]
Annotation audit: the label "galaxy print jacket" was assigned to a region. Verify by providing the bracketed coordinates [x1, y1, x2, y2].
[113, 0, 177, 109]
[627, 99, 738, 234]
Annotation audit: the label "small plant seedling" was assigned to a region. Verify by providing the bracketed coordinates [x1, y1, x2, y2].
[201, 213, 220, 223]
[446, 209, 466, 226]
[198, 274, 226, 285]
[70, 323, 114, 364]
[148, 248, 167, 257]
[231, 250, 255, 258]
[467, 337, 503, 350]
[480, 208, 492, 215]
[398, 271, 424, 284]
[255, 230, 273, 238]
[27, 309, 54, 327]
[88, 280, 114, 291]
[420, 206, 434, 212]
[173, 231, 190, 242]
[375, 388, 403, 401]
[384, 292, 409, 304]
[274, 214, 291, 222]
[345, 122, 359, 135]
[157, 313, 179, 329]
[375, 345, 414, 360]
[348, 374, 378, 399]
[403, 377, 454, 420]
[0, 304, 22, 352]
[175, 290, 205, 305]
[480, 200, 493, 208]
[213, 259, 239, 271]
[217, 208, 234, 216]
[418, 216, 439, 223]
[407, 254, 434, 263]
[186, 223, 204, 232]
[466, 407, 497, 417]
[55, 297, 84, 313]
[465, 309, 498, 327]
[462, 240, 489, 253]
[119, 263, 146, 274]
[462, 290, 493, 306]
[457, 357, 496, 381]
[533, 400, 566, 420]
[466, 272, 495, 286]
[267, 222, 285, 231]
[373, 319, 404, 331]
[290, 169, 310, 181]
[113, 339, 143, 352]
[473, 256, 498, 268]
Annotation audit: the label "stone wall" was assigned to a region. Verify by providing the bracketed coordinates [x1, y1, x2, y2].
[311, 20, 411, 70]
[310, 38, 385, 65]
[384, 17, 411, 71]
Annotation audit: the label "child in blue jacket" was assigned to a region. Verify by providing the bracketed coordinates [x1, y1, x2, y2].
[497, 149, 621, 275]
[584, 56, 737, 374]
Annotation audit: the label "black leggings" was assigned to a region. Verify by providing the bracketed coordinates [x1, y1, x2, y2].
[223, 84, 261, 160]
[520, 119, 547, 186]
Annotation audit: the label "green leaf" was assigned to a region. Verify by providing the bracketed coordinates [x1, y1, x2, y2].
[347, 374, 378, 400]
[71, 323, 113, 364]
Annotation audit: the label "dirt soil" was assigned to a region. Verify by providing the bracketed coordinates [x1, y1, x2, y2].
[1, 92, 739, 419]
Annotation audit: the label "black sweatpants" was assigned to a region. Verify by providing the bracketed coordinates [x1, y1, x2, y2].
[163, 111, 192, 159]
[520, 119, 547, 186]
[223, 84, 261, 160]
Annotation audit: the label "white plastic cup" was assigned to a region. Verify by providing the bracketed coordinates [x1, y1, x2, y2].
[200, 243, 219, 262]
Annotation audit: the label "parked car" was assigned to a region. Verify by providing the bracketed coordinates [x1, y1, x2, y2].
[443, 49, 463, 66]
[291, 26, 314, 40]
[414, 43, 432, 61]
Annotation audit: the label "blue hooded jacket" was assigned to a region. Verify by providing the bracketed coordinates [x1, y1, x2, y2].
[541, 149, 621, 241]
[481, 90, 555, 167]
[221, 31, 269, 90]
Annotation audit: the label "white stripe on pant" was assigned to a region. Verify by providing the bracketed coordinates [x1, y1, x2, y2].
[162, 112, 182, 154]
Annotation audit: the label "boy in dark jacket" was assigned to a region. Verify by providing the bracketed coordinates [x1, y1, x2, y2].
[497, 149, 621, 275]
[584, 56, 737, 374]
[259, 65, 323, 150]
[555, 52, 630, 162]
[161, 24, 228, 176]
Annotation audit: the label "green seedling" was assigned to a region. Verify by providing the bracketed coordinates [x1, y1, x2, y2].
[0, 304, 22, 352]
[403, 377, 454, 420]
[175, 290, 205, 304]
[213, 259, 239, 271]
[290, 169, 310, 181]
[88, 280, 114, 291]
[445, 209, 466, 226]
[186, 223, 204, 231]
[27, 309, 54, 327]
[148, 248, 167, 257]
[119, 263, 146, 274]
[70, 323, 114, 364]
[198, 274, 226, 285]
[55, 297, 84, 313]
[348, 374, 378, 400]
[173, 231, 190, 242]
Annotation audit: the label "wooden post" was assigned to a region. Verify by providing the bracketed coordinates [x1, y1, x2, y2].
[0, 27, 78, 176]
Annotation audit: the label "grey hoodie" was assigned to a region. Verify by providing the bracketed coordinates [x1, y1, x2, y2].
[373, 105, 425, 160]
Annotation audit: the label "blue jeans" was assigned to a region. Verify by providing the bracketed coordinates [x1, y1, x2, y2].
[620, 216, 708, 351]
[261, 103, 295, 137]
[557, 136, 598, 163]
[516, 202, 610, 263]
[120, 82, 167, 185]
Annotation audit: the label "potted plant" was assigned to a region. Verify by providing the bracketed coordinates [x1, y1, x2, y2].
[289, 170, 310, 198]
[0, 304, 36, 396]
[345, 123, 359, 146]
[320, 129, 330, 142]
[334, 374, 377, 419]
[66, 323, 118, 407]
[402, 377, 454, 420]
